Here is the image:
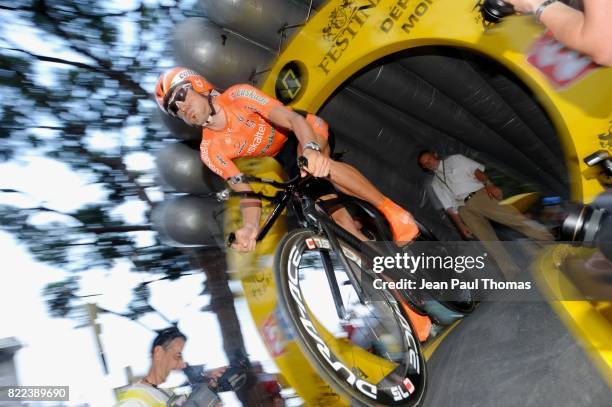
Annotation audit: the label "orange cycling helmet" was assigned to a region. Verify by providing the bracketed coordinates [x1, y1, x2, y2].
[155, 67, 215, 116]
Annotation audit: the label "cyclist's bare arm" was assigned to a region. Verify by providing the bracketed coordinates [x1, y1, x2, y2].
[200, 136, 262, 252]
[267, 106, 327, 148]
[542, 0, 611, 66]
[266, 104, 418, 243]
[265, 106, 332, 177]
[266, 105, 387, 205]
[508, 0, 612, 66]
[229, 179, 262, 252]
[230, 180, 261, 229]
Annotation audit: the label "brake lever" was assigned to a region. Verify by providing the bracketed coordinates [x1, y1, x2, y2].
[297, 156, 315, 183]
[298, 155, 308, 169]
[227, 232, 236, 248]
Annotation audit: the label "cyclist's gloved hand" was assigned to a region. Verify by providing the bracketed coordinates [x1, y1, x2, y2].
[232, 224, 258, 252]
[301, 149, 331, 178]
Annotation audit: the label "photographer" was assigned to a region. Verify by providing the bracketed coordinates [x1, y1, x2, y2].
[503, 0, 612, 66]
[115, 327, 227, 407]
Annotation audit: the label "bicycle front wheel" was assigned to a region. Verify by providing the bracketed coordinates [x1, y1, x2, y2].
[274, 229, 427, 406]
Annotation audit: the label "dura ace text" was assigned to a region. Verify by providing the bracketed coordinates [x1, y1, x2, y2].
[285, 241, 422, 401]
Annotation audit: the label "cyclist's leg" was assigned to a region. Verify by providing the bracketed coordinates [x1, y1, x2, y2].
[318, 193, 370, 241]
[293, 116, 418, 243]
[317, 144, 419, 243]
[274, 133, 370, 240]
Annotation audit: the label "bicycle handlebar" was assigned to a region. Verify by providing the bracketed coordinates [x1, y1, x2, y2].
[226, 156, 312, 248]
[236, 155, 309, 187]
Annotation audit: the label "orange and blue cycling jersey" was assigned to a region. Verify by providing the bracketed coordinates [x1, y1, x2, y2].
[199, 84, 329, 180]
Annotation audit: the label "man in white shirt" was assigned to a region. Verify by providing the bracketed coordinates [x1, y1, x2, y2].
[418, 150, 554, 279]
[115, 327, 225, 406]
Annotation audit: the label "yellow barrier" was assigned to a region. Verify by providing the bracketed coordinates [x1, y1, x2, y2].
[499, 192, 540, 212]
[535, 246, 612, 386]
[262, 0, 611, 204]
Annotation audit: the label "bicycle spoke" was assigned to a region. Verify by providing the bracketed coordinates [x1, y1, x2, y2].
[276, 229, 426, 406]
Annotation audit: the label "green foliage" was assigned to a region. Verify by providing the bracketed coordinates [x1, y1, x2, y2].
[127, 283, 156, 318]
[0, 0, 203, 319]
[43, 276, 80, 318]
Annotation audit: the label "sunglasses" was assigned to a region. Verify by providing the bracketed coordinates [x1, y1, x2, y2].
[166, 83, 191, 117]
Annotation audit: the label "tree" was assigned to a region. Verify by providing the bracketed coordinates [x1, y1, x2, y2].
[0, 1, 261, 404]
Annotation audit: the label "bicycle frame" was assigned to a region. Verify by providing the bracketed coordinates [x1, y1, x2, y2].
[221, 174, 385, 318]
[220, 172, 442, 323]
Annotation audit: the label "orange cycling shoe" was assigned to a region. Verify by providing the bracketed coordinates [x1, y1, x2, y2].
[376, 198, 420, 243]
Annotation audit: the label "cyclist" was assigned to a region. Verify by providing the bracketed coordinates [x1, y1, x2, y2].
[155, 67, 419, 252]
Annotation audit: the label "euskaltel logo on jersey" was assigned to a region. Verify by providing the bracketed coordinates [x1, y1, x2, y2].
[200, 139, 224, 177]
[231, 88, 269, 105]
[246, 124, 266, 155]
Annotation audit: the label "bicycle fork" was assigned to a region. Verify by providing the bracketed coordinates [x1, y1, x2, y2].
[317, 214, 369, 319]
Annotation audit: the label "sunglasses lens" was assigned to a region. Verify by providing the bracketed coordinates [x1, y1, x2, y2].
[167, 85, 190, 117]
[175, 87, 188, 102]
[168, 102, 179, 117]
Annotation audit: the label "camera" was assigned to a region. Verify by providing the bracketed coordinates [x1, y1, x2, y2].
[178, 358, 249, 407]
[584, 150, 612, 184]
[183, 357, 249, 393]
[561, 190, 612, 261]
[560, 149, 612, 260]
[215, 361, 248, 392]
[480, 0, 515, 23]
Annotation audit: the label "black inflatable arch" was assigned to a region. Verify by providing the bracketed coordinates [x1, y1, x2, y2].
[316, 46, 569, 240]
